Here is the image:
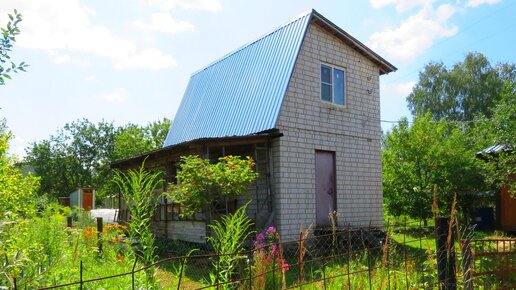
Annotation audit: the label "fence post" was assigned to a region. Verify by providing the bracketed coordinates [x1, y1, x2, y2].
[80, 260, 83, 290]
[132, 256, 138, 290]
[97, 217, 103, 253]
[67, 216, 73, 227]
[248, 256, 252, 290]
[435, 217, 456, 290]
[177, 256, 186, 290]
[403, 218, 408, 290]
[461, 240, 473, 290]
[347, 223, 351, 290]
[367, 222, 373, 290]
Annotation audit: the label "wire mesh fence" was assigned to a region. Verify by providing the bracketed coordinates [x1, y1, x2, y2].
[16, 219, 516, 289]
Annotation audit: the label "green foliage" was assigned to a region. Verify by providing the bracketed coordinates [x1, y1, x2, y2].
[111, 118, 171, 161]
[473, 82, 516, 196]
[382, 114, 484, 221]
[25, 118, 171, 200]
[25, 119, 118, 199]
[169, 155, 258, 217]
[407, 52, 516, 122]
[0, 127, 40, 219]
[207, 203, 254, 289]
[0, 10, 28, 85]
[0, 204, 140, 288]
[112, 162, 163, 272]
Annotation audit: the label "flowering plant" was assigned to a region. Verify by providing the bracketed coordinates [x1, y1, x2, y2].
[252, 226, 288, 289]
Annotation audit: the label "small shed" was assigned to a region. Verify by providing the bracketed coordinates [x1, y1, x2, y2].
[477, 145, 515, 232]
[70, 187, 96, 211]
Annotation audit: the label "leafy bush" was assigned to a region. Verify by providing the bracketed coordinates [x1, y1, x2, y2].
[169, 155, 258, 217]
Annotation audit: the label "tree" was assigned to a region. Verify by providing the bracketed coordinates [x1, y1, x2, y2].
[25, 119, 119, 198]
[473, 82, 516, 196]
[382, 114, 484, 222]
[0, 122, 39, 219]
[1, 10, 28, 85]
[111, 118, 170, 161]
[25, 118, 171, 200]
[407, 52, 516, 122]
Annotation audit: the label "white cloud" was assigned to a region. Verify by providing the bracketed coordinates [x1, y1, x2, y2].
[466, 0, 502, 7]
[49, 51, 91, 67]
[370, 0, 434, 12]
[103, 88, 127, 103]
[367, 4, 458, 62]
[132, 13, 195, 34]
[382, 81, 416, 97]
[114, 48, 176, 70]
[145, 0, 221, 12]
[85, 75, 96, 82]
[0, 0, 176, 70]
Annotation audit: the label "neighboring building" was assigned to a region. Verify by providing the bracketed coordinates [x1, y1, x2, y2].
[477, 145, 516, 232]
[112, 9, 396, 242]
[69, 187, 96, 211]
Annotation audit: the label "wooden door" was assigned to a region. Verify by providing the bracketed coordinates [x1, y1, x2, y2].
[500, 184, 516, 229]
[315, 150, 336, 227]
[82, 192, 94, 211]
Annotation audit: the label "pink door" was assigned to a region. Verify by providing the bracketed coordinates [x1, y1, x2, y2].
[315, 150, 336, 227]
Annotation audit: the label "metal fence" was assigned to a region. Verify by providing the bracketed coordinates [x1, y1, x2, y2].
[19, 219, 516, 290]
[461, 238, 516, 289]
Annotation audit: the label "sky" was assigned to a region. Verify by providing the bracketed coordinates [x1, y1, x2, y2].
[0, 0, 514, 157]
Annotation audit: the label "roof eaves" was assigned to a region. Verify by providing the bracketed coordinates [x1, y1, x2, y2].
[311, 10, 397, 75]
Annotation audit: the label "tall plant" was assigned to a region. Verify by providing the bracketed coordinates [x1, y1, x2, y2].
[207, 202, 254, 289]
[112, 163, 163, 270]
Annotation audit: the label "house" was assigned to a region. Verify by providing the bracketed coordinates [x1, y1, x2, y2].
[112, 9, 396, 243]
[476, 145, 516, 232]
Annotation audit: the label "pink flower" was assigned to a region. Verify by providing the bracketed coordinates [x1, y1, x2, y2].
[271, 244, 278, 255]
[266, 226, 276, 234]
[282, 263, 289, 271]
[262, 256, 272, 265]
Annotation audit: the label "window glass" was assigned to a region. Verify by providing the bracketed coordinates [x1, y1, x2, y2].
[333, 68, 345, 105]
[321, 83, 332, 102]
[321, 65, 332, 84]
[320, 64, 346, 106]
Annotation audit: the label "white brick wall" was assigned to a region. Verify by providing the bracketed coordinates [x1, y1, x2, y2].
[273, 23, 384, 240]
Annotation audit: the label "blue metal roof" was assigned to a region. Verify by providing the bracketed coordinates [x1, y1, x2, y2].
[163, 11, 312, 147]
[163, 10, 396, 147]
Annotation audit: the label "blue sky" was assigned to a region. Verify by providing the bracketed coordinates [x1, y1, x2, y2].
[0, 0, 514, 157]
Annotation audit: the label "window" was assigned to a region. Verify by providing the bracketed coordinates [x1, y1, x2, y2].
[321, 64, 345, 106]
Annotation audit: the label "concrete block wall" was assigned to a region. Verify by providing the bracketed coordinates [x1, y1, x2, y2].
[273, 23, 384, 240]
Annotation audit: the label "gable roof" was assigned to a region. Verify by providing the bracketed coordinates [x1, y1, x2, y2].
[163, 10, 396, 147]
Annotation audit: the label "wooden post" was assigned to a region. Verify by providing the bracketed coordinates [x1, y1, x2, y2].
[97, 217, 103, 253]
[67, 216, 73, 228]
[462, 240, 473, 290]
[435, 217, 456, 290]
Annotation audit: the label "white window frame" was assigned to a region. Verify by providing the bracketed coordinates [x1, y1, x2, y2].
[320, 63, 346, 106]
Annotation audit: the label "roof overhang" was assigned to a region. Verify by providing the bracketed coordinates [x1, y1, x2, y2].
[311, 10, 397, 75]
[476, 145, 513, 160]
[111, 130, 283, 169]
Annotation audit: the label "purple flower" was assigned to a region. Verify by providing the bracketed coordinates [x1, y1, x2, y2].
[257, 233, 265, 241]
[266, 226, 276, 234]
[254, 241, 265, 249]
